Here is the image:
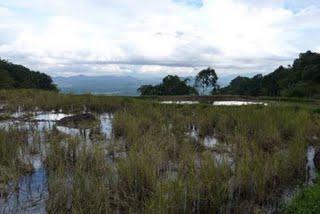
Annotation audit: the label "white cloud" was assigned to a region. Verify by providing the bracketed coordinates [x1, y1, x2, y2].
[139, 65, 196, 76]
[0, 0, 319, 77]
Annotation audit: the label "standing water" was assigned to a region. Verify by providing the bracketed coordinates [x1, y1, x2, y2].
[306, 145, 317, 185]
[0, 155, 48, 213]
[213, 101, 268, 106]
[100, 113, 113, 139]
[0, 111, 114, 213]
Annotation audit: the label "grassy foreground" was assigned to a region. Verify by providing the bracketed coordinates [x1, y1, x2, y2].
[0, 89, 320, 213]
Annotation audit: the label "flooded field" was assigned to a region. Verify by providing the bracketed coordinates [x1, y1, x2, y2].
[0, 110, 113, 213]
[0, 92, 320, 213]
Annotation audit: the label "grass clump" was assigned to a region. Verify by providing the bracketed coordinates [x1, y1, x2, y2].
[285, 182, 320, 214]
[0, 114, 11, 121]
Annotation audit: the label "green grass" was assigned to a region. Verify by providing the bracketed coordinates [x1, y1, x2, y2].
[285, 183, 320, 214]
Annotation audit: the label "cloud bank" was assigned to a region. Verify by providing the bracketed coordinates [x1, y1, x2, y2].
[0, 0, 320, 77]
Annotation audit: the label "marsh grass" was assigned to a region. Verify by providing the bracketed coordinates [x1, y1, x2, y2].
[108, 103, 319, 212]
[1, 90, 320, 212]
[285, 181, 320, 213]
[0, 129, 39, 203]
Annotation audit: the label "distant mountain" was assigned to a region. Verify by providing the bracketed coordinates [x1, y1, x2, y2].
[221, 51, 320, 98]
[0, 59, 57, 90]
[53, 75, 160, 96]
[53, 73, 254, 96]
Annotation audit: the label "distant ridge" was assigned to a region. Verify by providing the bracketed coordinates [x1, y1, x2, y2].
[53, 73, 258, 96]
[53, 75, 161, 96]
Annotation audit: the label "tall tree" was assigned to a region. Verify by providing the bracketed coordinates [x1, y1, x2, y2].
[195, 67, 219, 95]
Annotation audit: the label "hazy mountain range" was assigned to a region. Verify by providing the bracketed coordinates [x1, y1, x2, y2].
[53, 73, 258, 96]
[53, 75, 159, 96]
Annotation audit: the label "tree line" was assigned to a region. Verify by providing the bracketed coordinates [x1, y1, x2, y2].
[220, 51, 320, 98]
[138, 67, 219, 96]
[2, 50, 319, 97]
[138, 51, 320, 98]
[0, 59, 57, 91]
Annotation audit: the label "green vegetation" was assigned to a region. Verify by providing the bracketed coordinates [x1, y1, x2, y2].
[138, 67, 219, 96]
[0, 89, 131, 112]
[138, 51, 320, 98]
[138, 75, 198, 96]
[221, 51, 320, 98]
[0, 90, 320, 213]
[195, 67, 219, 95]
[285, 183, 320, 213]
[0, 59, 57, 90]
[0, 130, 34, 191]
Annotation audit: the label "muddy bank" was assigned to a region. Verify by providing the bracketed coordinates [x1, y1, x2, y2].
[57, 113, 98, 128]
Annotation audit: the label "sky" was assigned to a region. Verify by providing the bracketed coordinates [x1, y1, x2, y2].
[0, 0, 320, 77]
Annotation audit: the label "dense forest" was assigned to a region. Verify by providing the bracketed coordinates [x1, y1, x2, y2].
[138, 75, 199, 96]
[220, 51, 320, 98]
[0, 59, 57, 90]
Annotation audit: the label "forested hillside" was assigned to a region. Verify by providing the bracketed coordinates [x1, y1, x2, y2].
[221, 51, 320, 98]
[0, 59, 57, 90]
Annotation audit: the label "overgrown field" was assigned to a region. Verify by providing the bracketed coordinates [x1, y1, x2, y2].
[0, 90, 320, 213]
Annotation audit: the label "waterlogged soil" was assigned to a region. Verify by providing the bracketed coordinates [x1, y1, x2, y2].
[186, 125, 234, 166]
[0, 108, 317, 213]
[0, 157, 48, 214]
[0, 110, 233, 213]
[306, 145, 317, 185]
[0, 111, 113, 213]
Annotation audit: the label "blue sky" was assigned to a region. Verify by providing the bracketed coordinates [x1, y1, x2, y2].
[0, 0, 320, 77]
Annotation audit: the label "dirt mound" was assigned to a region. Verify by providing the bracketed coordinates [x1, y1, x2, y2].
[57, 113, 98, 128]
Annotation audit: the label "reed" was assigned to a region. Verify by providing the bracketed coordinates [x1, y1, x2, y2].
[1, 90, 320, 212]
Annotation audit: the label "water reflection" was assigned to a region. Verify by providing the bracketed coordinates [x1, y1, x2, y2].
[161, 101, 199, 105]
[306, 145, 317, 185]
[0, 112, 113, 141]
[186, 125, 198, 141]
[0, 111, 114, 213]
[0, 121, 55, 132]
[0, 158, 48, 213]
[186, 126, 219, 149]
[35, 113, 72, 121]
[213, 101, 268, 106]
[203, 136, 218, 148]
[100, 114, 113, 139]
[56, 126, 91, 142]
